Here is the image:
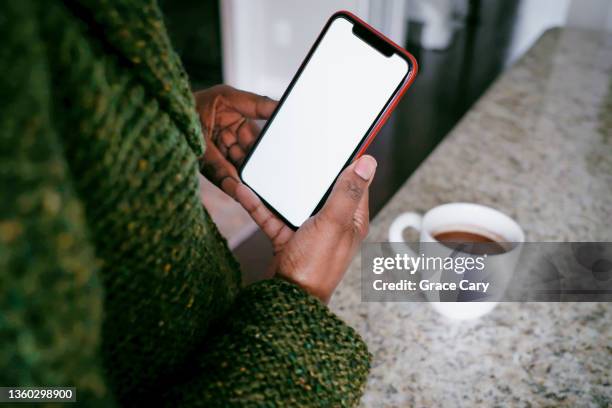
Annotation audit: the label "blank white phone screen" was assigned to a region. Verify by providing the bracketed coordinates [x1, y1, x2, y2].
[241, 17, 409, 227]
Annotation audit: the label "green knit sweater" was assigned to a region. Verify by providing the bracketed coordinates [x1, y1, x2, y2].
[0, 1, 370, 406]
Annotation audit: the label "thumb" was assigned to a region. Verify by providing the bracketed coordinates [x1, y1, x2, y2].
[320, 155, 377, 230]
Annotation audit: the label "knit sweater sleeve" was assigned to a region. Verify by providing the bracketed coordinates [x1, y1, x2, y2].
[0, 2, 113, 404]
[162, 278, 371, 407]
[2, 2, 372, 406]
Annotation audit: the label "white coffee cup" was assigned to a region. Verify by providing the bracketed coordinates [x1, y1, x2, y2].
[388, 202, 525, 320]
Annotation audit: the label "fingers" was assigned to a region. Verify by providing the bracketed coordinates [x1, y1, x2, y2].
[237, 119, 260, 151]
[224, 87, 278, 120]
[217, 127, 244, 165]
[217, 128, 235, 156]
[215, 119, 259, 166]
[200, 141, 240, 197]
[320, 155, 377, 235]
[195, 86, 277, 131]
[235, 183, 294, 248]
[353, 183, 370, 239]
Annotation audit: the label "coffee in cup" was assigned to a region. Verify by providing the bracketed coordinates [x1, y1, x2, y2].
[433, 229, 509, 255]
[388, 202, 525, 319]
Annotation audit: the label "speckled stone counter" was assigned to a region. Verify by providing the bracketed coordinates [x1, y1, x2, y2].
[330, 28, 612, 407]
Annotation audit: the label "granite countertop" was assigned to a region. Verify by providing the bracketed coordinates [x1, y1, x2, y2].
[330, 28, 612, 407]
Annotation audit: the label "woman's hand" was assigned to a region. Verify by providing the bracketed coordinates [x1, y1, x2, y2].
[235, 155, 377, 303]
[195, 85, 277, 198]
[196, 85, 295, 250]
[196, 85, 377, 302]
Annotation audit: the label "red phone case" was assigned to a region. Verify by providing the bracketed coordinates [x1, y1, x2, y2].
[337, 10, 419, 158]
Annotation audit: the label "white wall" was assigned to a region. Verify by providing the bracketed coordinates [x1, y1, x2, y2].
[507, 0, 612, 65]
[566, 0, 612, 31]
[220, 0, 405, 98]
[507, 0, 571, 65]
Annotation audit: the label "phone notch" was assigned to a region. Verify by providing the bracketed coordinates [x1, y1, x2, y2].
[351, 22, 394, 57]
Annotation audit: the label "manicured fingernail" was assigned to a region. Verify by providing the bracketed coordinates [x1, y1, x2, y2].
[354, 156, 377, 181]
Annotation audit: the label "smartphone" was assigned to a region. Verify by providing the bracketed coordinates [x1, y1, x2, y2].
[240, 11, 417, 229]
